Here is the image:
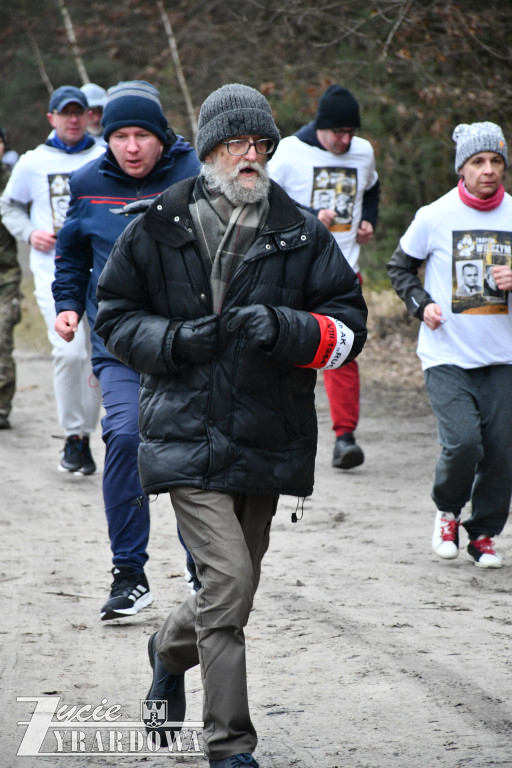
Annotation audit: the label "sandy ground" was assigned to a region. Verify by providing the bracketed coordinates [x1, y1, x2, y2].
[2, 275, 512, 767]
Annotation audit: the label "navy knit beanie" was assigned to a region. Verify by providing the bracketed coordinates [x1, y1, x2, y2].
[315, 85, 361, 130]
[101, 81, 169, 143]
[196, 83, 280, 161]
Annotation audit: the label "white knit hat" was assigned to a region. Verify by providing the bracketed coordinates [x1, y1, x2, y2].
[453, 121, 508, 172]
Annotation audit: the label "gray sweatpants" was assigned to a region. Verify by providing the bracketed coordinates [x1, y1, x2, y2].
[424, 363, 512, 538]
[156, 487, 278, 760]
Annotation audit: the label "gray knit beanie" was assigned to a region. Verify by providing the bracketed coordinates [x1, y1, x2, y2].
[196, 83, 280, 161]
[453, 121, 508, 172]
[102, 80, 169, 143]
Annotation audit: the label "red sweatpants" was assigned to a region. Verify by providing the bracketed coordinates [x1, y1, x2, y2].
[323, 270, 362, 437]
[323, 360, 360, 436]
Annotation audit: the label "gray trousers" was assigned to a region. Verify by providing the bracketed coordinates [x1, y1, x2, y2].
[156, 487, 278, 760]
[424, 364, 512, 538]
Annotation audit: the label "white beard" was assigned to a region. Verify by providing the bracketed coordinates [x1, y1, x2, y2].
[201, 159, 270, 206]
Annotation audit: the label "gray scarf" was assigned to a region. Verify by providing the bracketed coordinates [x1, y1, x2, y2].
[190, 176, 269, 313]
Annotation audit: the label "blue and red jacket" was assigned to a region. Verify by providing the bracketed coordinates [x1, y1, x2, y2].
[53, 135, 200, 365]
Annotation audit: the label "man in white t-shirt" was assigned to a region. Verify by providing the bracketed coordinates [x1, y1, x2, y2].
[388, 121, 512, 568]
[269, 85, 379, 471]
[0, 86, 104, 472]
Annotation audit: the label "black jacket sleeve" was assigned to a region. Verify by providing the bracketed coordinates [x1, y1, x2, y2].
[387, 244, 434, 320]
[361, 179, 380, 228]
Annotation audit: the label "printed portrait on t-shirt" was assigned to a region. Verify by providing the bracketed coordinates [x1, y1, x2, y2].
[48, 173, 71, 233]
[314, 189, 335, 210]
[455, 261, 482, 297]
[452, 230, 511, 314]
[483, 264, 504, 299]
[311, 167, 357, 232]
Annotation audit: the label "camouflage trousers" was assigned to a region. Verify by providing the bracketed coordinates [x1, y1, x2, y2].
[0, 281, 22, 419]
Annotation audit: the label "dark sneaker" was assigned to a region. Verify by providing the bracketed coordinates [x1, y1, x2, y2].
[332, 432, 364, 469]
[59, 434, 83, 472]
[209, 754, 259, 768]
[185, 559, 201, 593]
[0, 414, 11, 429]
[432, 510, 460, 559]
[78, 436, 96, 475]
[146, 632, 186, 748]
[467, 537, 502, 568]
[100, 566, 153, 620]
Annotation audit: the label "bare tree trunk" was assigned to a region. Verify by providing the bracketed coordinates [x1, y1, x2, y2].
[23, 20, 54, 95]
[157, 0, 198, 142]
[56, 0, 90, 84]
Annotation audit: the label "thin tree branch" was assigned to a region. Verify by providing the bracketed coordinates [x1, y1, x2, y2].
[378, 0, 414, 62]
[23, 20, 54, 95]
[157, 0, 198, 142]
[56, 0, 90, 84]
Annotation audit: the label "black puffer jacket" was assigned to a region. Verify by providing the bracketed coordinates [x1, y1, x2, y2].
[95, 178, 367, 497]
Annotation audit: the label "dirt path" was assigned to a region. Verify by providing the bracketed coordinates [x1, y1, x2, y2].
[1, 315, 512, 767]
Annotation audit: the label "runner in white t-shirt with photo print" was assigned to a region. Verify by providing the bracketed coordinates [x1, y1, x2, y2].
[269, 85, 380, 472]
[388, 121, 512, 569]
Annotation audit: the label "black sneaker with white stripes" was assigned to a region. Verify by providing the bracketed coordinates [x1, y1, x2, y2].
[100, 566, 153, 621]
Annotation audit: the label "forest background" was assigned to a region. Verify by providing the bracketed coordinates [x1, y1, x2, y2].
[2, 0, 512, 291]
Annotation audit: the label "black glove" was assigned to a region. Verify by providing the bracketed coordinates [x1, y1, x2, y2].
[173, 315, 219, 364]
[226, 305, 278, 350]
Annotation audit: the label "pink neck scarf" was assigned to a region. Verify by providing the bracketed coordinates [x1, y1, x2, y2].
[458, 178, 505, 211]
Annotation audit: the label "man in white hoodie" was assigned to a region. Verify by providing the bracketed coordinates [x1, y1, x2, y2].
[0, 86, 104, 472]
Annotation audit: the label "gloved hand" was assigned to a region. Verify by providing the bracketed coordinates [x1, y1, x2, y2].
[173, 315, 219, 363]
[226, 305, 278, 350]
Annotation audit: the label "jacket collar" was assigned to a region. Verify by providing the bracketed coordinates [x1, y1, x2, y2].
[143, 177, 306, 246]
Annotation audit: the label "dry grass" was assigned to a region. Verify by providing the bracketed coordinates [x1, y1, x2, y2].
[360, 288, 424, 391]
[14, 275, 51, 353]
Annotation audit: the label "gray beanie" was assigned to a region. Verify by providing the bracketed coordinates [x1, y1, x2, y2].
[196, 83, 280, 161]
[453, 121, 508, 172]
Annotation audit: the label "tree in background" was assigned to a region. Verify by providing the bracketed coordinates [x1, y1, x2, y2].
[3, 0, 511, 284]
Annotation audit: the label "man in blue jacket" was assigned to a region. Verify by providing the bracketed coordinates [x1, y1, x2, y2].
[52, 81, 200, 620]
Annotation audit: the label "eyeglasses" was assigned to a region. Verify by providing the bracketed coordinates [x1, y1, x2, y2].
[222, 138, 275, 156]
[53, 109, 86, 118]
[330, 128, 357, 137]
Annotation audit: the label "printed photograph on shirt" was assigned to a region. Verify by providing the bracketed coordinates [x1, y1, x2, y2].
[48, 173, 71, 233]
[451, 230, 511, 315]
[311, 167, 357, 232]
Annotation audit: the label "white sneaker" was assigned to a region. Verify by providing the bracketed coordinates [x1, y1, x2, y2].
[467, 536, 502, 568]
[432, 510, 460, 559]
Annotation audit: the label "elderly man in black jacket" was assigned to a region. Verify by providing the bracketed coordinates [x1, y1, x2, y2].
[95, 83, 367, 768]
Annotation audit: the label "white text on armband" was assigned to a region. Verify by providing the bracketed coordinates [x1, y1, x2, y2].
[322, 317, 355, 369]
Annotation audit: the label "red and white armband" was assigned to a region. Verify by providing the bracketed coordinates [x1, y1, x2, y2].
[301, 314, 355, 370]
